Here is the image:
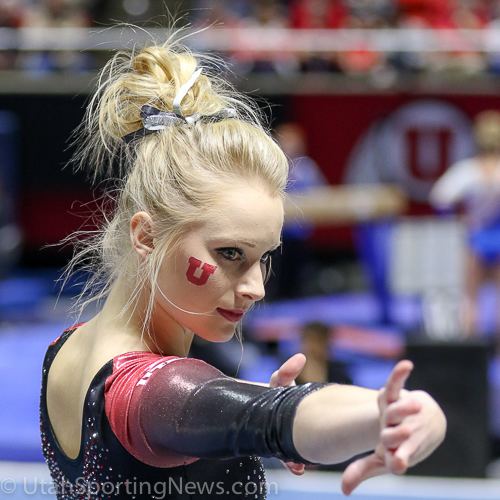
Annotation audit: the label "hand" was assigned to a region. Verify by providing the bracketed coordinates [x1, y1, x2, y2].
[341, 360, 446, 495]
[269, 353, 307, 476]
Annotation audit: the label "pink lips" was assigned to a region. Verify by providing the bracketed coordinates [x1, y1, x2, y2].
[216, 308, 245, 322]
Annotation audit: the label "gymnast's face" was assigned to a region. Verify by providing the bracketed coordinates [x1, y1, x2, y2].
[155, 182, 284, 342]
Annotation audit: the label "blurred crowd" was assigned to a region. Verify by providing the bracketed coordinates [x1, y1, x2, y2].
[2, 0, 500, 75]
[193, 0, 500, 76]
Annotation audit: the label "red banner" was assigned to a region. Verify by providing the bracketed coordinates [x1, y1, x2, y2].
[291, 93, 500, 246]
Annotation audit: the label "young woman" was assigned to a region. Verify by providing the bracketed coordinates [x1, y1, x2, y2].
[40, 38, 446, 499]
[430, 110, 500, 339]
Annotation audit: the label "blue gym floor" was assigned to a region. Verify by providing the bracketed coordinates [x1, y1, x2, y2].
[0, 463, 499, 499]
[1, 272, 500, 498]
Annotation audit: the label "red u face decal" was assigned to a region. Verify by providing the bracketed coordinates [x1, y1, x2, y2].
[186, 256, 217, 286]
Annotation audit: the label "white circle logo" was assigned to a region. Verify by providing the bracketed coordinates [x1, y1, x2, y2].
[345, 100, 474, 201]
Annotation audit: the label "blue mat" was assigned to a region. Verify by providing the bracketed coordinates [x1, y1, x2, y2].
[1, 466, 499, 500]
[1, 273, 499, 463]
[0, 322, 66, 461]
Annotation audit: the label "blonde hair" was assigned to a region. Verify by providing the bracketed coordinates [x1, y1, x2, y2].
[63, 33, 289, 329]
[474, 110, 500, 154]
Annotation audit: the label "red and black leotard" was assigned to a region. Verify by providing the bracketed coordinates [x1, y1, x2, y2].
[40, 326, 326, 499]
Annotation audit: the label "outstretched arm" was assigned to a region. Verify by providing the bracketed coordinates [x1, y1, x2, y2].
[292, 360, 446, 495]
[105, 354, 446, 490]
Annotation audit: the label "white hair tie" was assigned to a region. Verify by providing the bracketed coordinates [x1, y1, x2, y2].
[121, 67, 237, 144]
[172, 67, 203, 117]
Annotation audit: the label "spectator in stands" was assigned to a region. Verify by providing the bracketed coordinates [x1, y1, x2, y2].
[0, 0, 23, 29]
[397, 0, 487, 75]
[20, 0, 93, 73]
[485, 0, 500, 74]
[234, 0, 298, 75]
[0, 0, 24, 70]
[295, 321, 352, 385]
[290, 0, 346, 29]
[191, 0, 250, 26]
[397, 0, 454, 28]
[289, 0, 346, 72]
[270, 122, 327, 299]
[336, 0, 396, 76]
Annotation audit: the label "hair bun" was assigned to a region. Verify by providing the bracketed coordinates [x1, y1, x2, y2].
[70, 34, 264, 181]
[130, 47, 224, 118]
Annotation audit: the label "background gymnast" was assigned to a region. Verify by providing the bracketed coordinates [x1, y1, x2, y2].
[431, 110, 500, 342]
[40, 36, 446, 499]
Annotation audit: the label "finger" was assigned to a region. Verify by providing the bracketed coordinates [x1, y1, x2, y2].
[270, 353, 307, 387]
[380, 425, 412, 450]
[269, 370, 279, 388]
[393, 435, 425, 468]
[386, 448, 410, 475]
[281, 460, 305, 475]
[285, 462, 305, 475]
[384, 399, 422, 426]
[384, 360, 414, 404]
[341, 452, 386, 496]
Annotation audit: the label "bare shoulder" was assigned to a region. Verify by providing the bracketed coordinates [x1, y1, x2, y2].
[47, 323, 103, 392]
[46, 322, 136, 459]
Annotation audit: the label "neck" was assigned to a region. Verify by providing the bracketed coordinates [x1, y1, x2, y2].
[149, 298, 195, 357]
[95, 275, 194, 357]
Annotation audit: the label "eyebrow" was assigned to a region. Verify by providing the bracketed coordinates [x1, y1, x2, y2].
[209, 238, 281, 250]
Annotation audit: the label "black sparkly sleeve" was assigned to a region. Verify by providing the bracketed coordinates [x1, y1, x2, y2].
[138, 358, 327, 464]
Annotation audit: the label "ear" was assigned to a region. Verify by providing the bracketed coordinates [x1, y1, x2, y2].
[130, 211, 154, 259]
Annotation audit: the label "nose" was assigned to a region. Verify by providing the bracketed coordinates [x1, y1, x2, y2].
[235, 262, 266, 302]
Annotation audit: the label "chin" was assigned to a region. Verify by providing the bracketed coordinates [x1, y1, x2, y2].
[197, 324, 236, 343]
[214, 328, 237, 343]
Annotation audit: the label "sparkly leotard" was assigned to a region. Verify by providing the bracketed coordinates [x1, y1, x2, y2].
[40, 326, 325, 499]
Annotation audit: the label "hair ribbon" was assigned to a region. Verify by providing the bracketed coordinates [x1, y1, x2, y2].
[122, 67, 236, 143]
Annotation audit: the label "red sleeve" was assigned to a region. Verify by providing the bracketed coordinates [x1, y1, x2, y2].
[105, 352, 325, 468]
[105, 352, 193, 467]
[104, 352, 225, 468]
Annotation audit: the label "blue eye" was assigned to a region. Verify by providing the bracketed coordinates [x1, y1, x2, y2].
[217, 248, 244, 261]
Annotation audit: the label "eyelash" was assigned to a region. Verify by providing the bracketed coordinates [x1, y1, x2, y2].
[216, 248, 244, 262]
[216, 247, 277, 264]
